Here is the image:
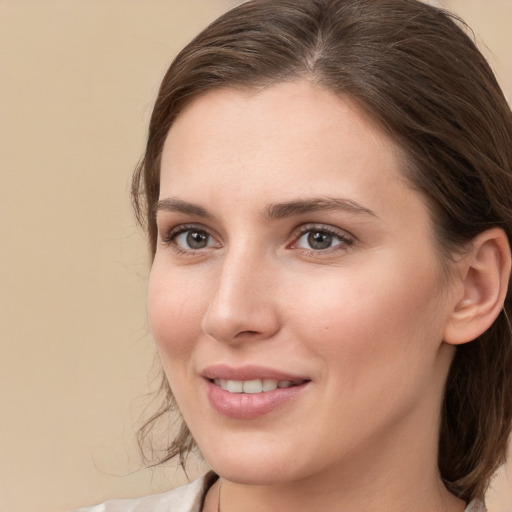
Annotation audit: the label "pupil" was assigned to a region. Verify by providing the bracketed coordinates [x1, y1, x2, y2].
[308, 231, 332, 250]
[187, 231, 208, 249]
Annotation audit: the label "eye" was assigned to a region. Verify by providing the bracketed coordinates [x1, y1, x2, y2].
[163, 225, 220, 252]
[293, 226, 354, 252]
[176, 229, 212, 249]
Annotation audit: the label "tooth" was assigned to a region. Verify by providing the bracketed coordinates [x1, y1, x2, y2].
[243, 379, 263, 394]
[262, 379, 278, 391]
[218, 378, 297, 393]
[227, 380, 243, 393]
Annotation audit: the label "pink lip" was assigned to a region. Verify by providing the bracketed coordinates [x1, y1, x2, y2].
[201, 365, 310, 420]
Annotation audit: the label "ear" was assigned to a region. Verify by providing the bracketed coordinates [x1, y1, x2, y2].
[444, 228, 511, 345]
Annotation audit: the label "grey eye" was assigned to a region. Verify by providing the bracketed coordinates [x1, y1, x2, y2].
[175, 229, 214, 249]
[297, 230, 341, 250]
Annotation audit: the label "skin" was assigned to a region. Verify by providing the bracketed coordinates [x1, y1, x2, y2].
[148, 81, 468, 512]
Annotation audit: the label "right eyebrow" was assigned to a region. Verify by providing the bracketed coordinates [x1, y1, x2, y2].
[154, 198, 212, 219]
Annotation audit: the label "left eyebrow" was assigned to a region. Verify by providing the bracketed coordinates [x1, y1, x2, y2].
[265, 197, 377, 220]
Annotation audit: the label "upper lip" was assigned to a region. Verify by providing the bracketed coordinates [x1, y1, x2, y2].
[201, 364, 310, 382]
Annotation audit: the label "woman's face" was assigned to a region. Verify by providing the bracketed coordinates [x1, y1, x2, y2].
[148, 81, 458, 485]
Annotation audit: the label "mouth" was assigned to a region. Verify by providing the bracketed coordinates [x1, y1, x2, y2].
[202, 365, 311, 419]
[211, 378, 306, 394]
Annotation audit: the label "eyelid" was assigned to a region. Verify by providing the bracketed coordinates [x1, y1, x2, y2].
[288, 223, 356, 252]
[160, 223, 221, 252]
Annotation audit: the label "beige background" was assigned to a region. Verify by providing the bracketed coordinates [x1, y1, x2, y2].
[0, 1, 511, 511]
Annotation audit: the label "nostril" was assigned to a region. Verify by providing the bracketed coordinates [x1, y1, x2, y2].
[235, 330, 261, 338]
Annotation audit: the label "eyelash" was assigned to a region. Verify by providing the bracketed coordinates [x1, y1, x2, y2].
[290, 224, 355, 253]
[161, 224, 218, 254]
[160, 223, 355, 255]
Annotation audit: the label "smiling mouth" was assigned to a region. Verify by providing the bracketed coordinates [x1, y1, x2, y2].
[212, 378, 306, 394]
[205, 372, 310, 418]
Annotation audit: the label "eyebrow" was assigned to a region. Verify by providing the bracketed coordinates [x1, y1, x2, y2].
[155, 198, 212, 218]
[154, 196, 377, 220]
[265, 197, 377, 219]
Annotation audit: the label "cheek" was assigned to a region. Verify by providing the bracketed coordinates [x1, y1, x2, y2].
[285, 258, 448, 448]
[286, 255, 446, 380]
[147, 263, 207, 364]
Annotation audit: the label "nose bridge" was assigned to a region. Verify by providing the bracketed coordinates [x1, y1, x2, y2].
[201, 243, 279, 343]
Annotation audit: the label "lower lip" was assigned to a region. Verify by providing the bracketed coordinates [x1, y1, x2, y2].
[205, 380, 309, 419]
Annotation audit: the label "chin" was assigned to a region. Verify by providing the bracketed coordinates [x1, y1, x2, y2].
[197, 436, 308, 485]
[212, 460, 301, 485]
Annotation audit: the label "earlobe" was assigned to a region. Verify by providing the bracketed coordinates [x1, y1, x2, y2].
[444, 228, 511, 346]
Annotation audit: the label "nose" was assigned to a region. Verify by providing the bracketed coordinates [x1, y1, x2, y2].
[201, 248, 281, 344]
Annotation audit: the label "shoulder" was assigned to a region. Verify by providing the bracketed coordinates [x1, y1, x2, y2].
[70, 473, 216, 512]
[464, 499, 487, 512]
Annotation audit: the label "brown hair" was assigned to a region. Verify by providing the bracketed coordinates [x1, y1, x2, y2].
[133, 0, 512, 501]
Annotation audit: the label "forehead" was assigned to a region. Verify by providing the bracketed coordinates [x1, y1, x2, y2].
[162, 82, 405, 187]
[165, 82, 394, 150]
[161, 82, 414, 214]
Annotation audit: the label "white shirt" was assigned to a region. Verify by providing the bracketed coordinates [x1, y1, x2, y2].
[71, 473, 486, 512]
[70, 473, 214, 512]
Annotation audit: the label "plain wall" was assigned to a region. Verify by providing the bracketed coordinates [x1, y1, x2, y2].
[0, 1, 510, 511]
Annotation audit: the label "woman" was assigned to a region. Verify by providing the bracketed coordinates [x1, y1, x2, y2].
[76, 0, 512, 510]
